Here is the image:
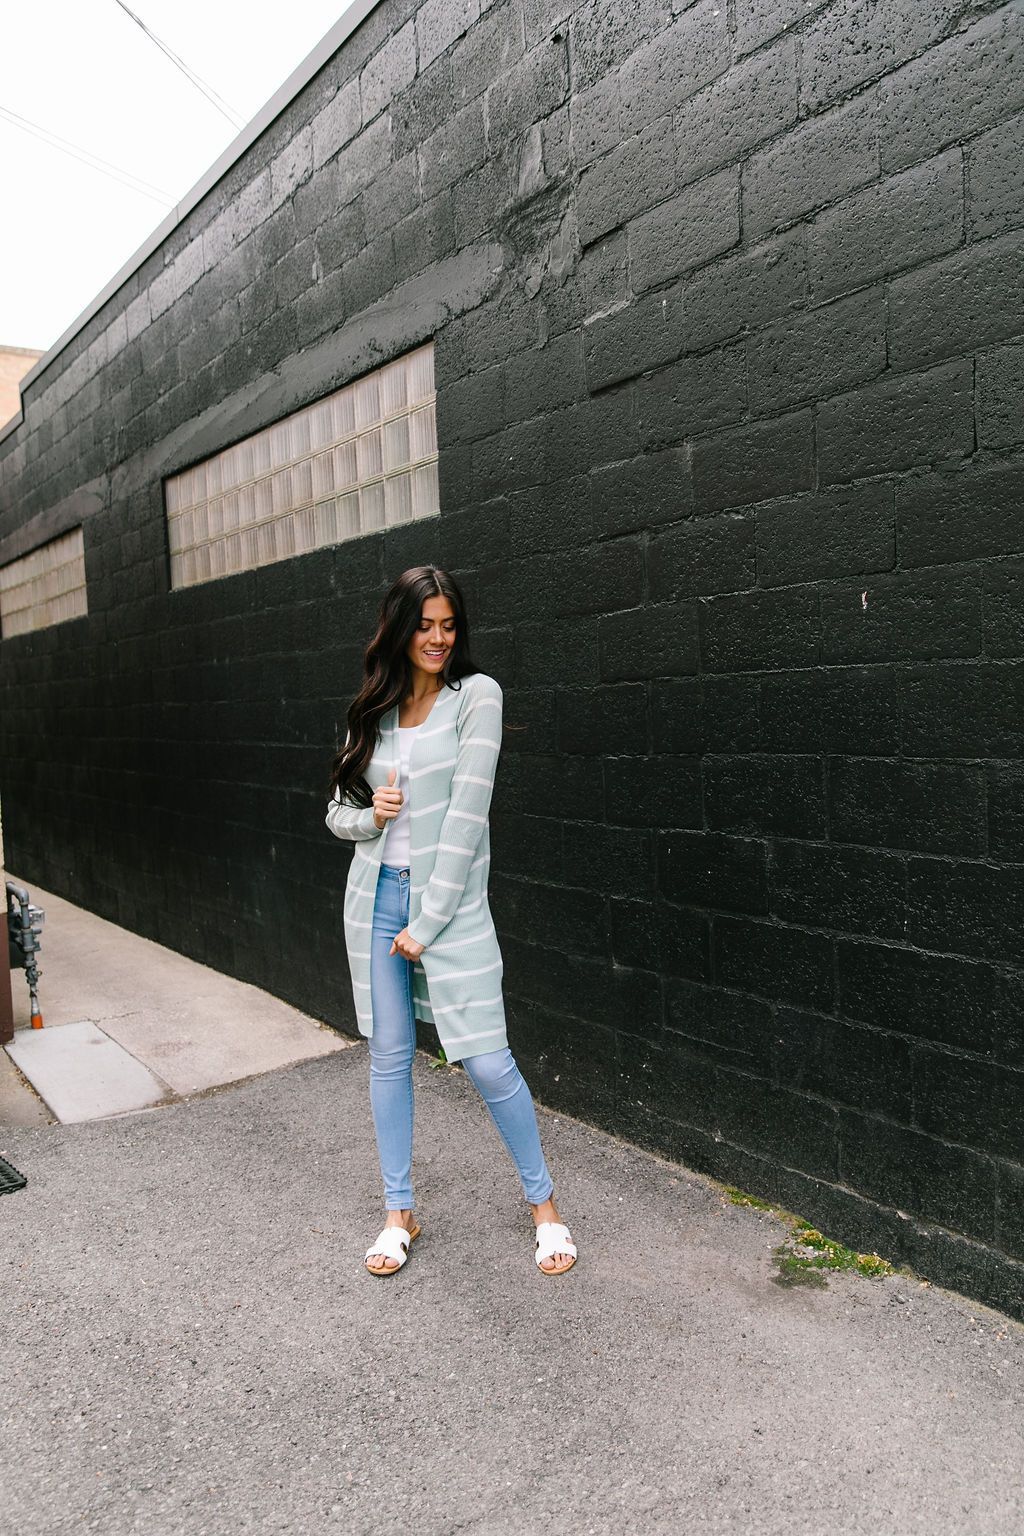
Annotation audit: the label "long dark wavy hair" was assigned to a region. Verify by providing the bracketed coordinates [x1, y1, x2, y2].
[327, 566, 483, 806]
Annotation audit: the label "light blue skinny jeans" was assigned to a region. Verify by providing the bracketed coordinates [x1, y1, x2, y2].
[369, 861, 554, 1209]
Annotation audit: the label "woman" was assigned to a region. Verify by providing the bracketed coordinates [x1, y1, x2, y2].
[326, 566, 577, 1278]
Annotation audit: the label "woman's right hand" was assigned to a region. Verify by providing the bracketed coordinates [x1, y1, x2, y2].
[372, 767, 403, 831]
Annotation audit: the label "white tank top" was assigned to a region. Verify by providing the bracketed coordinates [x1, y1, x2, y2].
[381, 723, 420, 868]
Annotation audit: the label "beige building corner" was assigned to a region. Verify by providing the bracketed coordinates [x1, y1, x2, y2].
[0, 345, 43, 427]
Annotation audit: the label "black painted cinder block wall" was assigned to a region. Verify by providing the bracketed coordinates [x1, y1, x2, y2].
[2, 0, 1023, 1318]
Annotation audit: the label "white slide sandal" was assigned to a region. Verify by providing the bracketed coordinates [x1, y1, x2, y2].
[534, 1220, 577, 1275]
[364, 1221, 421, 1276]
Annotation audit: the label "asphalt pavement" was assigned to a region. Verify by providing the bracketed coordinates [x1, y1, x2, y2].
[1, 1043, 1022, 1535]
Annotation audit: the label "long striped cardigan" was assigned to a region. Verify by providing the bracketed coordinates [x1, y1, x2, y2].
[325, 670, 508, 1063]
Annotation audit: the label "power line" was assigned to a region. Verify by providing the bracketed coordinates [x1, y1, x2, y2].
[0, 104, 175, 206]
[112, 1, 245, 129]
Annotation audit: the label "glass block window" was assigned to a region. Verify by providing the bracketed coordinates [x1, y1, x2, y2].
[165, 342, 439, 589]
[0, 527, 88, 638]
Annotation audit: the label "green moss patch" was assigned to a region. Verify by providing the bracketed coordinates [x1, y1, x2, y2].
[725, 1186, 775, 1212]
[724, 1186, 894, 1290]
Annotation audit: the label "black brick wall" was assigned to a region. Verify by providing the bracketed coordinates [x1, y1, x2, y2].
[1, 0, 1022, 1319]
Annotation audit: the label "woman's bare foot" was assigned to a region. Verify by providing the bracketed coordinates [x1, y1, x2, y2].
[530, 1195, 575, 1272]
[365, 1208, 416, 1273]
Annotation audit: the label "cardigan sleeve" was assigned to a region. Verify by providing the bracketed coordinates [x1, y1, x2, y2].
[405, 675, 503, 949]
[325, 726, 383, 842]
[325, 786, 382, 842]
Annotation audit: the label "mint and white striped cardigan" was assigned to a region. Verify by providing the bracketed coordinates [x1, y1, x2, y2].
[325, 670, 508, 1063]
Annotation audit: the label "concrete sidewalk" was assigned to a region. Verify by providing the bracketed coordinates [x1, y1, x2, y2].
[1, 871, 348, 1125]
[1, 1041, 1022, 1535]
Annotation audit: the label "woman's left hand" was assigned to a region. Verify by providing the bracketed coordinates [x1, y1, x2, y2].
[390, 928, 425, 960]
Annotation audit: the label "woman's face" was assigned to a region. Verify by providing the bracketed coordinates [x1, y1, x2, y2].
[407, 595, 456, 683]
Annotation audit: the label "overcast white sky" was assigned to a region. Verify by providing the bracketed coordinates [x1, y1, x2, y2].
[1, 0, 358, 352]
